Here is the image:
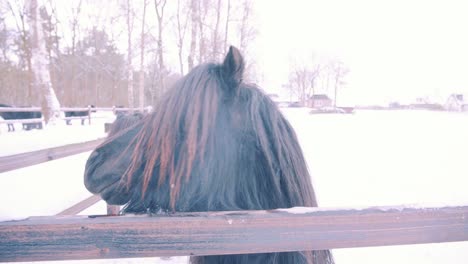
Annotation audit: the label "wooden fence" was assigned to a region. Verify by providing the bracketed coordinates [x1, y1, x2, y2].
[0, 138, 467, 262]
[0, 138, 105, 173]
[1, 205, 467, 262]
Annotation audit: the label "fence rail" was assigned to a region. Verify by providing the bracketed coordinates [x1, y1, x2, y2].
[0, 107, 147, 128]
[0, 138, 105, 173]
[0, 118, 42, 124]
[0, 106, 147, 113]
[56, 195, 102, 216]
[0, 205, 467, 262]
[0, 107, 42, 112]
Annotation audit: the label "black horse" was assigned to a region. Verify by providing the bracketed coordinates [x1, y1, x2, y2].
[64, 105, 95, 125]
[0, 104, 42, 131]
[84, 47, 334, 264]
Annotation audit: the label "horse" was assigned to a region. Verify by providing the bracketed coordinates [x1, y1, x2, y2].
[84, 46, 334, 264]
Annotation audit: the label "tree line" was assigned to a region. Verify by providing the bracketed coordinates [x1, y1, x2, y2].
[0, 0, 256, 123]
[286, 54, 349, 107]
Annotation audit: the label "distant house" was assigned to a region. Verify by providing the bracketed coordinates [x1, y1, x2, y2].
[307, 94, 332, 108]
[445, 94, 468, 111]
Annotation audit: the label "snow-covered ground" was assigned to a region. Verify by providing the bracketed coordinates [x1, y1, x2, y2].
[1, 109, 467, 264]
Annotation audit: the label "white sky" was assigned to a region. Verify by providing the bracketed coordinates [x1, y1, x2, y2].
[253, 0, 468, 105]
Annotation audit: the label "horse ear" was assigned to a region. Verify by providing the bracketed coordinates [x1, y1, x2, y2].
[221, 46, 245, 88]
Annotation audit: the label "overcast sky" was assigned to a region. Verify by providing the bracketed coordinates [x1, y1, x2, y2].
[15, 0, 468, 106]
[253, 0, 468, 105]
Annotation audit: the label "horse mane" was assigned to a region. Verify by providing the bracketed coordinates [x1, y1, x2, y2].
[111, 50, 316, 211]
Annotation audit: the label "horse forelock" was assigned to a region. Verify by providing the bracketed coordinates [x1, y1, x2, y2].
[123, 64, 225, 209]
[121, 64, 316, 212]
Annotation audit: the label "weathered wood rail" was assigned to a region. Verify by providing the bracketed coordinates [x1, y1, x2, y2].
[0, 205, 467, 262]
[56, 195, 102, 216]
[0, 138, 105, 173]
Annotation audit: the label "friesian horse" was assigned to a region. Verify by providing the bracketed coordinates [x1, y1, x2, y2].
[84, 46, 334, 264]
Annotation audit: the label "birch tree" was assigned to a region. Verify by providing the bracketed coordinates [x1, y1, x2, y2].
[26, 0, 61, 124]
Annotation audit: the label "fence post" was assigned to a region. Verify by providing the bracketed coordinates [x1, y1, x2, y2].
[107, 205, 120, 215]
[87, 105, 91, 125]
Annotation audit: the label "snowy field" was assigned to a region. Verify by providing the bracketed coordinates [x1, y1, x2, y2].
[1, 109, 468, 264]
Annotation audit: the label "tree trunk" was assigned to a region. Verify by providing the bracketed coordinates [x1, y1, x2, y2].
[188, 0, 198, 71]
[126, 0, 134, 109]
[239, 0, 251, 52]
[155, 0, 167, 98]
[223, 0, 231, 53]
[27, 0, 61, 124]
[7, 1, 34, 103]
[176, 0, 186, 75]
[139, 0, 147, 111]
[212, 0, 222, 61]
[197, 1, 206, 63]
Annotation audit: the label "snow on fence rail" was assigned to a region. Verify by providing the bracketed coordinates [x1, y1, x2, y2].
[0, 205, 467, 262]
[0, 106, 147, 113]
[0, 106, 147, 126]
[0, 138, 105, 173]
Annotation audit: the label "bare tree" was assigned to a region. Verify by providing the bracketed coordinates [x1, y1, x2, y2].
[330, 60, 349, 107]
[66, 0, 82, 106]
[125, 0, 135, 109]
[211, 0, 222, 61]
[0, 16, 9, 61]
[238, 0, 255, 52]
[138, 0, 148, 110]
[197, 0, 209, 63]
[26, 0, 61, 123]
[237, 0, 257, 82]
[154, 0, 167, 97]
[223, 0, 231, 53]
[7, 0, 33, 100]
[187, 0, 198, 71]
[287, 57, 321, 105]
[175, 0, 189, 75]
[68, 0, 82, 55]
